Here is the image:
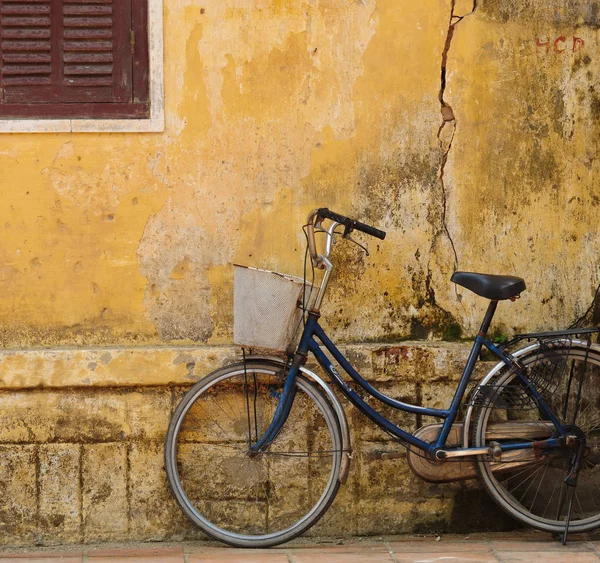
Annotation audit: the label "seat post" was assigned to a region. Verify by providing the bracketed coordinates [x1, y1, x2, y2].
[478, 300, 498, 337]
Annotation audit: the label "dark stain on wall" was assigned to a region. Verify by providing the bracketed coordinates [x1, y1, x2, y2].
[479, 0, 600, 27]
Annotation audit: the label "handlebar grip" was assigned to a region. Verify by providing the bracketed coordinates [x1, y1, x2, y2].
[316, 208, 386, 240]
[354, 219, 387, 240]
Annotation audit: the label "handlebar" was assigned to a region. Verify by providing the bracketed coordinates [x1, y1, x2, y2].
[316, 208, 387, 240]
[306, 208, 386, 269]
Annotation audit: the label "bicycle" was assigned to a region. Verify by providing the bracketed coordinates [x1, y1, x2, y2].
[164, 208, 600, 548]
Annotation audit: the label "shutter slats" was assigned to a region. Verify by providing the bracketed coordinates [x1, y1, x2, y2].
[1, 5, 51, 14]
[1, 28, 51, 39]
[64, 16, 112, 27]
[62, 0, 116, 90]
[63, 5, 111, 15]
[1, 17, 52, 27]
[1, 0, 144, 114]
[63, 51, 111, 62]
[0, 0, 52, 86]
[63, 76, 111, 86]
[64, 63, 110, 74]
[64, 28, 112, 39]
[3, 52, 52, 62]
[2, 40, 52, 51]
[63, 40, 111, 51]
[2, 77, 50, 85]
[3, 64, 50, 74]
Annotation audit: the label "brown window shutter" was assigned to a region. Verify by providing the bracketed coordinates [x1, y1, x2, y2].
[0, 0, 53, 95]
[60, 0, 132, 102]
[0, 0, 148, 117]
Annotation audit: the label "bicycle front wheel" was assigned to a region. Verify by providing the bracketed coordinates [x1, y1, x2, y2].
[164, 361, 343, 547]
[471, 341, 600, 533]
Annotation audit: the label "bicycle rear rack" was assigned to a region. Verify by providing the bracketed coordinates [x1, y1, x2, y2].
[501, 327, 600, 349]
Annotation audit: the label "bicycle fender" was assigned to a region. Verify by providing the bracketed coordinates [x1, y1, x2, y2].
[243, 355, 352, 484]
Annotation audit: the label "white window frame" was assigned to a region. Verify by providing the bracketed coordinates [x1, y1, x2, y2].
[0, 0, 164, 133]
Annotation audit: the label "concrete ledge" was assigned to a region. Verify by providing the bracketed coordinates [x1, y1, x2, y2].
[0, 342, 494, 390]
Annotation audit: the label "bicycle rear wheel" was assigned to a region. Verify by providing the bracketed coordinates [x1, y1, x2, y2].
[164, 361, 343, 547]
[471, 342, 600, 533]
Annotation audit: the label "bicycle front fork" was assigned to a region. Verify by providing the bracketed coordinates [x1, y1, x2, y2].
[248, 354, 303, 453]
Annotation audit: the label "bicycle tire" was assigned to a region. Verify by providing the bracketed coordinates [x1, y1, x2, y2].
[164, 360, 343, 547]
[471, 341, 600, 533]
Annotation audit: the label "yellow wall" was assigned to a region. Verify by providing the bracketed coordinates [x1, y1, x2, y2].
[1, 0, 599, 348]
[2, 0, 600, 544]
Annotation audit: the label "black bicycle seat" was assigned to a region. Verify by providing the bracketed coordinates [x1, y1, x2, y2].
[451, 271, 526, 301]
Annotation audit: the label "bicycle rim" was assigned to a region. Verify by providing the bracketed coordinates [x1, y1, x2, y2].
[165, 362, 343, 547]
[473, 345, 600, 532]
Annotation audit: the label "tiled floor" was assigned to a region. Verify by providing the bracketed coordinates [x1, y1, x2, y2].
[1, 533, 600, 562]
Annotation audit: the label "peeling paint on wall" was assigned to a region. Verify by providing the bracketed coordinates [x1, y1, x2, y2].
[1, 0, 600, 346]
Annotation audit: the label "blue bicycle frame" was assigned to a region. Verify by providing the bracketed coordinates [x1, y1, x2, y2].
[251, 304, 567, 458]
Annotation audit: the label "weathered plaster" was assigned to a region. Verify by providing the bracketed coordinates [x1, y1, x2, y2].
[1, 0, 600, 346]
[0, 341, 488, 390]
[434, 0, 600, 334]
[1, 0, 600, 544]
[137, 0, 381, 342]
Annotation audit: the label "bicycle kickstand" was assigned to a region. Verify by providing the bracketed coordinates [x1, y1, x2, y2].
[558, 441, 585, 545]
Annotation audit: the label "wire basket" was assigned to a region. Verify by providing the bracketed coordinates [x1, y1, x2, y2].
[470, 339, 572, 411]
[233, 265, 315, 353]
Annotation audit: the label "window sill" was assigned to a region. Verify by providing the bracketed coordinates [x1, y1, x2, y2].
[0, 115, 164, 133]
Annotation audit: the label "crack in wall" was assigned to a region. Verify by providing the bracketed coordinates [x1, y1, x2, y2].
[437, 122, 459, 271]
[432, 0, 478, 274]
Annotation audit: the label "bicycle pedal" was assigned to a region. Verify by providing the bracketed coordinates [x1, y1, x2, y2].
[488, 441, 502, 461]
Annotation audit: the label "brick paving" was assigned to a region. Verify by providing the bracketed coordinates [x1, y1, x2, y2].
[1, 532, 600, 562]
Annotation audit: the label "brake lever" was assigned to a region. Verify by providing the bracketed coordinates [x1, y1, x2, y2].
[344, 233, 370, 256]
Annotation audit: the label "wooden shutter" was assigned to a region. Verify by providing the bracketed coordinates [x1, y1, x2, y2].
[0, 0, 53, 92]
[0, 0, 149, 118]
